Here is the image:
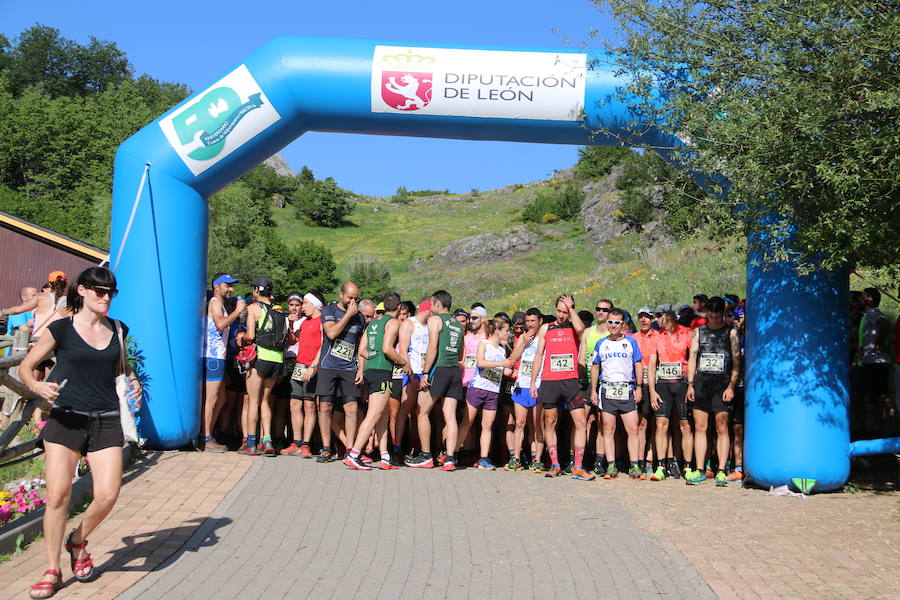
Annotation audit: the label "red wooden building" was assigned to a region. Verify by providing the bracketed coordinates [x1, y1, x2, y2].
[0, 210, 109, 306]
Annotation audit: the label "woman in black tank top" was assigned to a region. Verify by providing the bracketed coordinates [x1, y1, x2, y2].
[20, 267, 142, 598]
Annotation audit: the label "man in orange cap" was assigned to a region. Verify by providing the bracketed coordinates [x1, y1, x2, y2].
[2, 270, 70, 336]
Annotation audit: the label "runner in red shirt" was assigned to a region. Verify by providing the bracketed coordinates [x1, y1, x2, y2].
[632, 308, 659, 478]
[650, 309, 694, 480]
[531, 295, 593, 480]
[281, 292, 324, 458]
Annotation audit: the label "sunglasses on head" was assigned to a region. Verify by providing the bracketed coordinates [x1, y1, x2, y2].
[596, 307, 610, 312]
[607, 319, 623, 325]
[88, 285, 118, 298]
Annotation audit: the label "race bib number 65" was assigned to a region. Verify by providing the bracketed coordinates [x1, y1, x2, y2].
[550, 353, 574, 372]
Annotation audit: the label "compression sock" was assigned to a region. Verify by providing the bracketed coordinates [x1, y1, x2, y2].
[574, 446, 585, 469]
[548, 445, 559, 466]
[246, 434, 257, 448]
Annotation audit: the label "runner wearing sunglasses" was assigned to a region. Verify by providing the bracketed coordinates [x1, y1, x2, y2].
[590, 308, 645, 479]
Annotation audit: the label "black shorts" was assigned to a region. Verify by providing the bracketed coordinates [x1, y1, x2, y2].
[859, 363, 891, 396]
[732, 386, 745, 425]
[693, 376, 731, 413]
[499, 380, 515, 407]
[254, 359, 285, 379]
[638, 383, 651, 415]
[290, 376, 318, 399]
[429, 366, 464, 401]
[42, 409, 123, 455]
[316, 368, 361, 399]
[540, 378, 585, 411]
[364, 369, 395, 396]
[654, 380, 688, 419]
[225, 361, 245, 393]
[390, 376, 403, 400]
[599, 383, 637, 415]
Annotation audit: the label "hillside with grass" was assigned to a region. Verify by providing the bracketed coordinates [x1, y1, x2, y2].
[271, 152, 748, 314]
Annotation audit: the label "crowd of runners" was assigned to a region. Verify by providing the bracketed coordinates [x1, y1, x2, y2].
[198, 274, 765, 486]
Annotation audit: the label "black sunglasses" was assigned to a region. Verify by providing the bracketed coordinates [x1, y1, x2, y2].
[595, 307, 610, 312]
[88, 285, 118, 298]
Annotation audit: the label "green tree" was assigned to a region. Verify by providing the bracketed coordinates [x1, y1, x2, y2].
[596, 0, 899, 276]
[299, 165, 314, 184]
[575, 145, 630, 179]
[294, 177, 355, 228]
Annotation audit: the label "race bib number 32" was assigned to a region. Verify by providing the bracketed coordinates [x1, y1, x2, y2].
[699, 353, 725, 373]
[550, 353, 574, 372]
[330, 340, 355, 362]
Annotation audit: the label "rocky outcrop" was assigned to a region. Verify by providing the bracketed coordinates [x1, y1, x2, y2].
[578, 165, 628, 261]
[410, 225, 539, 270]
[263, 154, 294, 177]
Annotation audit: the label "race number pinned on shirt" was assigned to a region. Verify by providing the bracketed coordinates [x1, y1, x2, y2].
[465, 355, 477, 370]
[603, 382, 630, 400]
[392, 365, 405, 379]
[657, 362, 683, 380]
[331, 340, 355, 362]
[291, 363, 307, 381]
[699, 353, 725, 373]
[550, 353, 574, 372]
[520, 361, 533, 376]
[482, 368, 503, 384]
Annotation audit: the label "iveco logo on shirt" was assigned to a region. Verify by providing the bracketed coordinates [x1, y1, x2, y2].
[603, 352, 630, 359]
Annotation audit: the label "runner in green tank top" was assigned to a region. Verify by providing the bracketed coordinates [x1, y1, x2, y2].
[345, 292, 409, 470]
[407, 290, 465, 470]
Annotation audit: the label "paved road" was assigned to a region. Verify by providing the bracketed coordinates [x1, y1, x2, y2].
[118, 458, 714, 600]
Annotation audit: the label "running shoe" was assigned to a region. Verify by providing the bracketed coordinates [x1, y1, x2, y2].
[203, 438, 227, 453]
[591, 463, 606, 478]
[404, 452, 435, 468]
[378, 459, 399, 470]
[644, 463, 654, 479]
[261, 440, 276, 457]
[361, 454, 374, 465]
[279, 443, 301, 456]
[715, 471, 728, 487]
[503, 457, 523, 471]
[544, 465, 562, 478]
[436, 450, 447, 465]
[343, 454, 372, 471]
[628, 465, 646, 480]
[438, 457, 457, 471]
[683, 467, 695, 480]
[476, 458, 496, 470]
[235, 437, 249, 453]
[650, 466, 667, 481]
[299, 444, 314, 459]
[726, 470, 744, 481]
[570, 467, 596, 481]
[315, 449, 334, 463]
[667, 461, 682, 479]
[561, 462, 573, 476]
[236, 444, 257, 456]
[686, 470, 707, 485]
[705, 461, 715, 479]
[529, 461, 546, 474]
[603, 465, 619, 479]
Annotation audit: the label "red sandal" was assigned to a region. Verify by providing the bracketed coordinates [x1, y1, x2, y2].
[29, 569, 62, 599]
[65, 530, 95, 581]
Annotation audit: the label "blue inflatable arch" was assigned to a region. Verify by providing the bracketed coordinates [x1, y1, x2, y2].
[110, 36, 854, 491]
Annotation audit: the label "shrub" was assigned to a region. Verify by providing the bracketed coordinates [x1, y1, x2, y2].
[293, 177, 355, 228]
[541, 213, 560, 224]
[348, 255, 392, 300]
[617, 189, 654, 229]
[575, 146, 631, 179]
[521, 183, 585, 224]
[391, 185, 413, 204]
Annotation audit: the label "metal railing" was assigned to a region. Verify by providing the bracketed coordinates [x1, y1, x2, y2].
[0, 329, 52, 466]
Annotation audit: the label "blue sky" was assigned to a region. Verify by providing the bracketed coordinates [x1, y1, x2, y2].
[1, 0, 616, 196]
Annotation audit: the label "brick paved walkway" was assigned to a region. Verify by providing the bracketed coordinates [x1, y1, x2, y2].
[0, 450, 249, 600]
[2, 451, 897, 599]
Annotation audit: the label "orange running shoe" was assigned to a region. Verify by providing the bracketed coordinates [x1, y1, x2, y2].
[570, 467, 596, 481]
[726, 470, 744, 481]
[544, 465, 562, 478]
[279, 443, 301, 456]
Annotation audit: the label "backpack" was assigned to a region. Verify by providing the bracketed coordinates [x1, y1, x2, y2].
[255, 302, 289, 350]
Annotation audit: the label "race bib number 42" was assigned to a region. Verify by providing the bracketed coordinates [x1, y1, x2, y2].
[699, 353, 725, 373]
[330, 340, 355, 362]
[657, 362, 683, 380]
[550, 353, 574, 372]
